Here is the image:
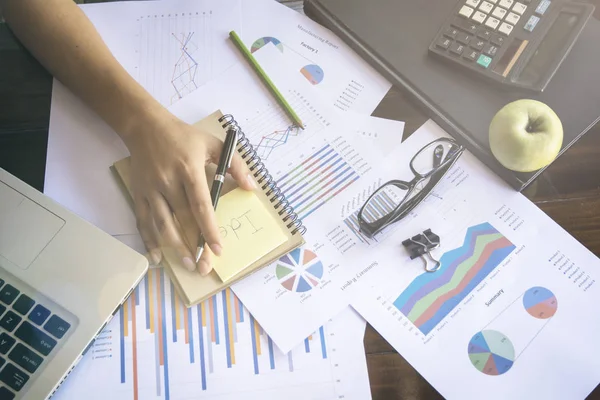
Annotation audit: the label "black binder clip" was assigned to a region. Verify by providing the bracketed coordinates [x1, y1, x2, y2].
[402, 229, 441, 273]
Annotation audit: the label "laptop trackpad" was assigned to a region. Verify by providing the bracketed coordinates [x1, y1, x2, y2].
[0, 182, 65, 269]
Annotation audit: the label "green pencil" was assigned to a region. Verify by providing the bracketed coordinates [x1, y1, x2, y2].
[229, 30, 305, 129]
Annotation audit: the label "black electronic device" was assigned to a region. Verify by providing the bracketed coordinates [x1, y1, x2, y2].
[429, 0, 594, 91]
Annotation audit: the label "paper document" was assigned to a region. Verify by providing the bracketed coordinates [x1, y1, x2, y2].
[166, 46, 385, 352]
[52, 270, 371, 400]
[241, 0, 391, 114]
[321, 120, 600, 399]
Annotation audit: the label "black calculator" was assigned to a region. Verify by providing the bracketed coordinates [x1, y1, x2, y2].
[428, 0, 595, 91]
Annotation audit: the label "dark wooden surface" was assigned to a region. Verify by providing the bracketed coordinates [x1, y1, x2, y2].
[1, 2, 600, 399]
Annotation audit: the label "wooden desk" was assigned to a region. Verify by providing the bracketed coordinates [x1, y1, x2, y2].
[1, 2, 600, 398]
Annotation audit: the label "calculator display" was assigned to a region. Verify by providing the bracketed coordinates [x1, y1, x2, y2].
[517, 11, 579, 86]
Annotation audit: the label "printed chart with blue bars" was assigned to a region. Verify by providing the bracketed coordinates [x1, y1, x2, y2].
[278, 144, 360, 221]
[52, 268, 343, 400]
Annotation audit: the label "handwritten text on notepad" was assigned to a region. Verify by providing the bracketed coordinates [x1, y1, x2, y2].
[211, 188, 288, 283]
[218, 209, 263, 239]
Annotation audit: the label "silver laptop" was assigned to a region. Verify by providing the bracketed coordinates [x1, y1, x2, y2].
[0, 167, 148, 399]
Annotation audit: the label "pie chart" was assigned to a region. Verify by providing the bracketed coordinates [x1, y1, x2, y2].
[523, 286, 558, 319]
[251, 37, 284, 53]
[468, 330, 515, 376]
[275, 248, 323, 293]
[300, 64, 324, 85]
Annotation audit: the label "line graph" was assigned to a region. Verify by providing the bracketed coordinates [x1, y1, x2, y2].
[136, 11, 214, 106]
[241, 90, 330, 162]
[170, 32, 200, 102]
[394, 222, 516, 335]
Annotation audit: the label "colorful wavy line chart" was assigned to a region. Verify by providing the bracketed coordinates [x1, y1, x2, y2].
[394, 222, 516, 335]
[171, 32, 199, 102]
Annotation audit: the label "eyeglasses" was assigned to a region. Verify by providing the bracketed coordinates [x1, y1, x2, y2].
[357, 137, 464, 238]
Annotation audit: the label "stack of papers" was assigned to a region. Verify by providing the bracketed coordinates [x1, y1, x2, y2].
[46, 0, 393, 399]
[44, 0, 600, 399]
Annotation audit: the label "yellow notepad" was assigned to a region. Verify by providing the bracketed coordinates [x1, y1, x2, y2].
[111, 110, 306, 307]
[211, 188, 288, 282]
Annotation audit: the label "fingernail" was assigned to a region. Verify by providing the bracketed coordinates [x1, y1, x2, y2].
[211, 243, 222, 256]
[247, 174, 257, 189]
[183, 257, 196, 272]
[150, 249, 162, 265]
[199, 260, 211, 276]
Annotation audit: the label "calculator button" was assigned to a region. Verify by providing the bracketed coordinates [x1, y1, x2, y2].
[492, 6, 508, 19]
[524, 15, 540, 31]
[499, 0, 514, 8]
[484, 16, 500, 29]
[490, 33, 506, 46]
[506, 12, 520, 24]
[444, 27, 459, 38]
[459, 5, 475, 18]
[449, 42, 465, 56]
[476, 54, 493, 68]
[498, 22, 514, 35]
[472, 11, 487, 23]
[483, 43, 499, 57]
[452, 17, 479, 34]
[535, 0, 551, 15]
[436, 36, 452, 49]
[466, 0, 481, 7]
[463, 49, 479, 61]
[512, 2, 527, 14]
[456, 31, 473, 45]
[487, 0, 498, 3]
[479, 1, 494, 13]
[476, 27, 493, 39]
[470, 37, 486, 50]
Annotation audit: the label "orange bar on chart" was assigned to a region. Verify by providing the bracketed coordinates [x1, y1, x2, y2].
[130, 292, 139, 400]
[225, 288, 236, 365]
[183, 304, 189, 344]
[148, 270, 155, 333]
[156, 269, 164, 365]
[253, 319, 262, 355]
[123, 300, 129, 337]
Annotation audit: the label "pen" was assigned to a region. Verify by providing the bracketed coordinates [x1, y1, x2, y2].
[228, 30, 305, 129]
[195, 126, 239, 262]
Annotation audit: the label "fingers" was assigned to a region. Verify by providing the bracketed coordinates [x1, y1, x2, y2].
[148, 192, 196, 272]
[133, 194, 162, 265]
[182, 162, 223, 256]
[197, 243, 213, 276]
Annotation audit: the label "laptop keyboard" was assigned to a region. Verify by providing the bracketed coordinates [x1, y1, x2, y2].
[0, 279, 71, 399]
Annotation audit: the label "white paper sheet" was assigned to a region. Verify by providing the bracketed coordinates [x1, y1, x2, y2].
[241, 0, 391, 114]
[52, 269, 371, 400]
[316, 120, 600, 400]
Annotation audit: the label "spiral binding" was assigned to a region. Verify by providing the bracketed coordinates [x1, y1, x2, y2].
[219, 114, 307, 236]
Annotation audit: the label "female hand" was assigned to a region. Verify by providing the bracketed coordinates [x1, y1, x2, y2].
[124, 111, 256, 276]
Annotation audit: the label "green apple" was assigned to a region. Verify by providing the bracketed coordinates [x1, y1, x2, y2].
[489, 99, 563, 172]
